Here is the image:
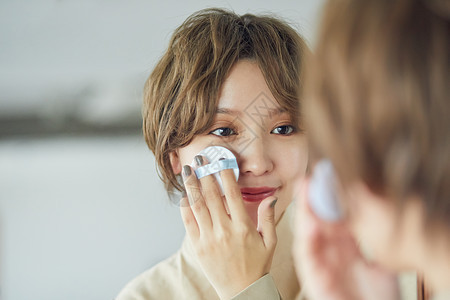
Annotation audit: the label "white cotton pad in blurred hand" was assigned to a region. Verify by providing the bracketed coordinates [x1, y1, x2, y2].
[308, 159, 343, 222]
[193, 146, 239, 195]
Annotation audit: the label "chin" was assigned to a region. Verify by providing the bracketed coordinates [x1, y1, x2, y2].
[242, 196, 289, 227]
[244, 201, 260, 226]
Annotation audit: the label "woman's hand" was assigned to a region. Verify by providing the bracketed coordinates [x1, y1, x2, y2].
[293, 179, 400, 300]
[180, 156, 278, 299]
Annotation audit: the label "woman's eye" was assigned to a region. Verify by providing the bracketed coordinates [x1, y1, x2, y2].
[209, 127, 236, 137]
[271, 125, 295, 135]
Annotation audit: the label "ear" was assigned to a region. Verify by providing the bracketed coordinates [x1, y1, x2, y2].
[169, 151, 182, 175]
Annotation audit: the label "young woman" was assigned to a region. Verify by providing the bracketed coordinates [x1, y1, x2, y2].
[294, 0, 449, 299]
[117, 8, 308, 299]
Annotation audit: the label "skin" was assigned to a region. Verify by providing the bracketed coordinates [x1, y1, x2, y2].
[169, 60, 308, 298]
[170, 60, 308, 225]
[294, 175, 450, 299]
[293, 178, 400, 300]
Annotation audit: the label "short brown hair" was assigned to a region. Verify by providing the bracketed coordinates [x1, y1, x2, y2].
[143, 8, 308, 193]
[306, 0, 450, 223]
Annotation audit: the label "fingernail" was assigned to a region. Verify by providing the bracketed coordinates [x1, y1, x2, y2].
[270, 198, 278, 208]
[182, 165, 191, 177]
[194, 155, 203, 167]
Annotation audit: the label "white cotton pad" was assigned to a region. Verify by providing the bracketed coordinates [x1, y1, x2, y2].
[192, 146, 239, 195]
[308, 159, 343, 222]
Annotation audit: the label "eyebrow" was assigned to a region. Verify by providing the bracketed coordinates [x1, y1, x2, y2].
[215, 108, 242, 116]
[215, 107, 287, 116]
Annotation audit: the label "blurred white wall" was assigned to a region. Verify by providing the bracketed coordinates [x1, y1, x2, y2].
[0, 135, 185, 300]
[0, 0, 324, 122]
[0, 1, 325, 300]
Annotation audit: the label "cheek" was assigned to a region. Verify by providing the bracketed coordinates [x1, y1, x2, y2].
[177, 139, 213, 166]
[348, 193, 397, 265]
[354, 215, 395, 265]
[274, 137, 308, 182]
[273, 137, 308, 218]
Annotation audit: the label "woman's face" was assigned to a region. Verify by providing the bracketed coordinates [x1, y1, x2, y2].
[344, 182, 423, 271]
[171, 60, 308, 225]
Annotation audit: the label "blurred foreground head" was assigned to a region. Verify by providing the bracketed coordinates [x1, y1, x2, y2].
[306, 0, 449, 226]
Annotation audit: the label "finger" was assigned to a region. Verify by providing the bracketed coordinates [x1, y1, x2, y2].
[296, 178, 357, 257]
[294, 178, 328, 280]
[194, 155, 230, 227]
[296, 178, 321, 234]
[219, 167, 250, 223]
[182, 165, 212, 235]
[295, 177, 325, 253]
[256, 196, 278, 249]
[179, 196, 200, 240]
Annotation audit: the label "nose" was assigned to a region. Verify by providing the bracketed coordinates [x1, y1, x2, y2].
[237, 138, 273, 176]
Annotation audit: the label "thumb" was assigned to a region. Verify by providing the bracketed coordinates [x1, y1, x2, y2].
[257, 196, 278, 249]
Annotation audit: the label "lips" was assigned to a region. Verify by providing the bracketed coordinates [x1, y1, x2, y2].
[240, 187, 277, 202]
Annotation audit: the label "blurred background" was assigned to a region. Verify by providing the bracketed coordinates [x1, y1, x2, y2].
[0, 1, 325, 299]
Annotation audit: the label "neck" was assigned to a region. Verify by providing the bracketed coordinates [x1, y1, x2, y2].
[420, 227, 450, 294]
[396, 198, 450, 295]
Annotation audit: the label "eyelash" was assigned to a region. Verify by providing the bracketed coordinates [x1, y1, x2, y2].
[208, 125, 296, 137]
[209, 127, 237, 137]
[270, 125, 296, 135]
